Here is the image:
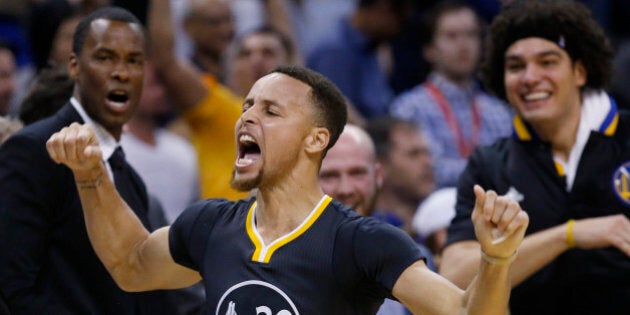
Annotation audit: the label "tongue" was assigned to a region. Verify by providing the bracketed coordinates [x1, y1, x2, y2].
[244, 151, 260, 160]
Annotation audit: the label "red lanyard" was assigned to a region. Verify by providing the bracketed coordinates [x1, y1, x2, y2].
[424, 82, 481, 158]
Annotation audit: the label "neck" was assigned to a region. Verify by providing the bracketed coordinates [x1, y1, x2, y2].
[436, 71, 473, 89]
[254, 170, 325, 242]
[125, 115, 157, 146]
[532, 108, 581, 161]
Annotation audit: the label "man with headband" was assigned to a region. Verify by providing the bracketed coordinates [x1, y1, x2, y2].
[440, 1, 630, 314]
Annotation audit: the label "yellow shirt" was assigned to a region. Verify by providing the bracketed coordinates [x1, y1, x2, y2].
[183, 74, 248, 200]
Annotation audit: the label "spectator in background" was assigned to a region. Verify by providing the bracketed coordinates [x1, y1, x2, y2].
[29, 0, 82, 72]
[0, 7, 182, 313]
[319, 124, 383, 217]
[367, 116, 434, 239]
[148, 0, 248, 200]
[0, 116, 21, 144]
[308, 0, 412, 119]
[390, 1, 511, 188]
[440, 1, 630, 314]
[18, 66, 73, 125]
[226, 26, 295, 97]
[0, 42, 16, 117]
[182, 0, 235, 80]
[121, 62, 199, 224]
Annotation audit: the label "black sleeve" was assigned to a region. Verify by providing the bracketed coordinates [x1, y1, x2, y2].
[446, 145, 504, 246]
[0, 133, 70, 313]
[335, 217, 424, 299]
[169, 199, 233, 271]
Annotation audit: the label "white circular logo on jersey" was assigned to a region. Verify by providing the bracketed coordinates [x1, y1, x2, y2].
[216, 280, 300, 315]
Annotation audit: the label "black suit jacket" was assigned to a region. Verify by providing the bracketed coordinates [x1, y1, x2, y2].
[0, 104, 179, 314]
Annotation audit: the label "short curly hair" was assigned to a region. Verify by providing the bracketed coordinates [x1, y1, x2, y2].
[481, 0, 613, 100]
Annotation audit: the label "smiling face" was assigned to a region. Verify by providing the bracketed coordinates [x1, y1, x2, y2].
[231, 73, 320, 191]
[503, 37, 586, 126]
[69, 19, 145, 139]
[319, 126, 382, 216]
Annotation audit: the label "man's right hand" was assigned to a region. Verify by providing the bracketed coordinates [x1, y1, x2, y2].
[572, 214, 630, 255]
[46, 122, 103, 172]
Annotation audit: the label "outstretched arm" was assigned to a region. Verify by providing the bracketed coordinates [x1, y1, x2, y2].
[148, 0, 207, 111]
[394, 186, 528, 315]
[46, 123, 201, 291]
[441, 213, 630, 289]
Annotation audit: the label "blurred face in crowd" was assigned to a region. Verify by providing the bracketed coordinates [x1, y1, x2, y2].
[319, 125, 383, 216]
[424, 7, 481, 83]
[503, 37, 585, 125]
[0, 48, 16, 116]
[380, 124, 434, 203]
[185, 0, 235, 57]
[229, 32, 291, 96]
[49, 15, 81, 67]
[135, 62, 170, 118]
[364, 0, 409, 42]
[69, 19, 146, 140]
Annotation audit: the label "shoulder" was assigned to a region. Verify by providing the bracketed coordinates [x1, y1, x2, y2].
[174, 198, 251, 228]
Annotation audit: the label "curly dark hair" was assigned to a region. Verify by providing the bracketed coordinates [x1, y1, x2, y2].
[481, 0, 613, 100]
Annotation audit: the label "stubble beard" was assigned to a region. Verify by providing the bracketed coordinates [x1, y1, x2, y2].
[230, 169, 263, 192]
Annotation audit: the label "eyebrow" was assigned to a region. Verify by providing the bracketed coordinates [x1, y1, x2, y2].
[242, 98, 282, 108]
[505, 49, 563, 61]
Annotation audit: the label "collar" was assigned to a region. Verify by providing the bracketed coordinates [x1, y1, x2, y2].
[70, 97, 120, 161]
[427, 72, 478, 97]
[512, 90, 619, 141]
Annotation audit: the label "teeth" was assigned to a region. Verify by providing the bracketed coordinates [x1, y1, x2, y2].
[524, 92, 550, 101]
[239, 134, 256, 144]
[237, 157, 254, 166]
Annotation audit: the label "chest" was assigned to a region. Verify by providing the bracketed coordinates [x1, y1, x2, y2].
[199, 216, 354, 315]
[492, 138, 630, 232]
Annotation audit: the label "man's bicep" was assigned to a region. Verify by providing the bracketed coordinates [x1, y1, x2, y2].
[135, 227, 201, 291]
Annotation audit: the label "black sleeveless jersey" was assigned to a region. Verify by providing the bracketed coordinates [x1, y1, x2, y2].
[170, 195, 424, 315]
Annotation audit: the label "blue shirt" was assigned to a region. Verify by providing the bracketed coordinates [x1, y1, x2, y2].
[307, 18, 393, 118]
[390, 73, 512, 187]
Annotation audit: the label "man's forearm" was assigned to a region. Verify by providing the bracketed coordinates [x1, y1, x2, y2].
[442, 225, 569, 289]
[464, 255, 512, 315]
[73, 165, 150, 287]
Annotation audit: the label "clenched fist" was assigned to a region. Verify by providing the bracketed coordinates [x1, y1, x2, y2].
[46, 123, 103, 172]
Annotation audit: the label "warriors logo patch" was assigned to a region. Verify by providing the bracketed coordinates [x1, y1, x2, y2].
[216, 280, 299, 315]
[612, 162, 630, 205]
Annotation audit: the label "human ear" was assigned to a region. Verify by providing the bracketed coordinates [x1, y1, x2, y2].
[68, 53, 79, 80]
[573, 60, 587, 88]
[305, 127, 330, 155]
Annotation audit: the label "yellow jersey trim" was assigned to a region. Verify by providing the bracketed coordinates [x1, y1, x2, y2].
[247, 195, 332, 263]
[513, 116, 532, 141]
[603, 113, 619, 136]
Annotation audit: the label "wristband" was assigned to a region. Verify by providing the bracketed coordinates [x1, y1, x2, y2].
[480, 249, 517, 265]
[566, 219, 576, 248]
